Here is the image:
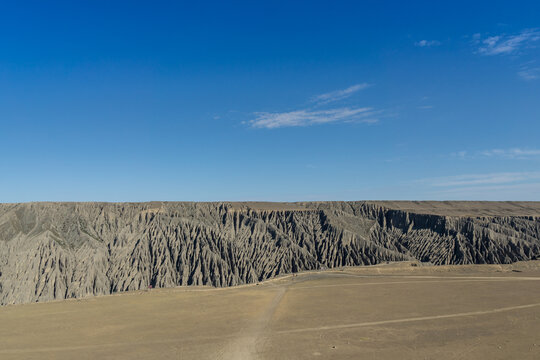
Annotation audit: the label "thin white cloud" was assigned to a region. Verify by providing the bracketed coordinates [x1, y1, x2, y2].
[480, 148, 540, 159]
[250, 107, 378, 129]
[416, 171, 540, 200]
[451, 151, 467, 158]
[311, 83, 370, 104]
[248, 83, 380, 129]
[431, 182, 540, 200]
[453, 148, 540, 159]
[415, 40, 441, 47]
[476, 29, 540, 56]
[518, 67, 540, 80]
[426, 172, 540, 187]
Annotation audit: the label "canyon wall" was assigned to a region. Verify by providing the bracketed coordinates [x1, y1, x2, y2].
[0, 201, 539, 305]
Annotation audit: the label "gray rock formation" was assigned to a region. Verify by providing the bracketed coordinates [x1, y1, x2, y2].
[1, 201, 539, 305]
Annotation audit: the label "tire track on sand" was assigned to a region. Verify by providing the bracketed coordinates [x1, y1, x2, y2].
[277, 302, 540, 334]
[218, 285, 287, 360]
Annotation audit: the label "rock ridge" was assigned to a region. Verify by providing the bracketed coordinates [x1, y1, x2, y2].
[0, 201, 539, 305]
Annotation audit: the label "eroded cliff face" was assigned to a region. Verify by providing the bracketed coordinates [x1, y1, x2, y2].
[0, 201, 539, 305]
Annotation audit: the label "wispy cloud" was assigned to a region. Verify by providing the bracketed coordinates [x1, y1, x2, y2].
[415, 40, 441, 47]
[250, 108, 378, 129]
[455, 148, 540, 159]
[431, 182, 540, 200]
[518, 66, 540, 80]
[417, 171, 540, 200]
[426, 172, 540, 187]
[451, 151, 467, 158]
[311, 83, 370, 105]
[248, 83, 380, 129]
[450, 148, 540, 160]
[476, 29, 540, 56]
[480, 148, 540, 158]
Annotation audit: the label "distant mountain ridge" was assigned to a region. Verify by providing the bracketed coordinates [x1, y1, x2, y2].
[1, 201, 539, 305]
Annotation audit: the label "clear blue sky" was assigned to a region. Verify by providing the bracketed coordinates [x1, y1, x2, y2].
[1, 1, 539, 202]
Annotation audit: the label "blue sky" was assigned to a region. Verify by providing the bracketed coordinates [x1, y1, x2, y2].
[1, 1, 539, 202]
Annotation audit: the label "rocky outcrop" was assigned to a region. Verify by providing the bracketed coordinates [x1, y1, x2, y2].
[0, 201, 539, 305]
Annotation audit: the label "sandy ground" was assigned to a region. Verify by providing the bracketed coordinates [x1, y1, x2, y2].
[1, 262, 539, 359]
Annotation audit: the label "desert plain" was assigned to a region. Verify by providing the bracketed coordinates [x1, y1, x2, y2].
[1, 261, 539, 360]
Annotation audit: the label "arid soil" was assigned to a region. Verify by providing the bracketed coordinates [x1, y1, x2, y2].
[1, 201, 539, 305]
[0, 261, 539, 359]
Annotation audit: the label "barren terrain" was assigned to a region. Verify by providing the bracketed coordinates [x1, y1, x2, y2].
[1, 261, 539, 359]
[1, 201, 539, 305]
